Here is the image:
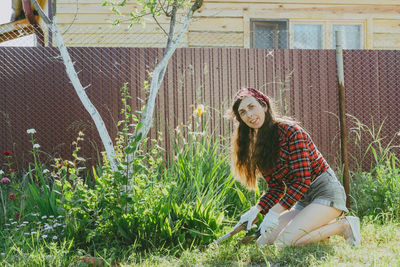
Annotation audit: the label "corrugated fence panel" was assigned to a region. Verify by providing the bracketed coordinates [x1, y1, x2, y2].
[0, 47, 399, 170]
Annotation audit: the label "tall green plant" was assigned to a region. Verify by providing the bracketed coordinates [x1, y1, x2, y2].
[351, 153, 400, 221]
[25, 129, 62, 218]
[347, 115, 398, 172]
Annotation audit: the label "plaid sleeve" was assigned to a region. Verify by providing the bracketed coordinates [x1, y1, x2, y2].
[279, 129, 312, 210]
[257, 175, 287, 215]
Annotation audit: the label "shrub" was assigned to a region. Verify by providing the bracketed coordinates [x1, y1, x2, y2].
[351, 153, 400, 221]
[63, 87, 236, 253]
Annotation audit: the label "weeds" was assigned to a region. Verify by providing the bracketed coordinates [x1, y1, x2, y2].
[347, 114, 399, 172]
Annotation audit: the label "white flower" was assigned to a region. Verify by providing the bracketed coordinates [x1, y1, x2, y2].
[33, 144, 40, 149]
[397, 131, 400, 136]
[52, 236, 58, 240]
[0, 170, 4, 175]
[24, 233, 30, 235]
[42, 169, 50, 174]
[42, 234, 48, 239]
[41, 215, 47, 219]
[1, 253, 5, 258]
[26, 129, 36, 135]
[188, 131, 206, 136]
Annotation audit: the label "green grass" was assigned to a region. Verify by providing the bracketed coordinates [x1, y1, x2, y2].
[1, 219, 399, 266]
[131, 220, 400, 266]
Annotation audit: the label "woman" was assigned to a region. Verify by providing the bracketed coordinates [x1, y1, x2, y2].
[231, 88, 361, 247]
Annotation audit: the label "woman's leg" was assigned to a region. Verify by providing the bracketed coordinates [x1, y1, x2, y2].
[295, 216, 360, 246]
[275, 203, 342, 247]
[294, 219, 347, 245]
[258, 208, 301, 246]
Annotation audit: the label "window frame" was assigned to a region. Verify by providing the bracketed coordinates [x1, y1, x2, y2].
[292, 23, 324, 49]
[250, 19, 289, 49]
[289, 20, 365, 49]
[331, 24, 363, 49]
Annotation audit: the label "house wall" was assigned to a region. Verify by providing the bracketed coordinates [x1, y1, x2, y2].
[54, 0, 400, 48]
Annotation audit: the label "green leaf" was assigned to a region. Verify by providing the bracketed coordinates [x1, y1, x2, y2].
[117, 223, 129, 239]
[92, 166, 100, 183]
[235, 187, 247, 206]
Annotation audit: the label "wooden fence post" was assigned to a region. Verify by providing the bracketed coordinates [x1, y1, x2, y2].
[335, 30, 351, 210]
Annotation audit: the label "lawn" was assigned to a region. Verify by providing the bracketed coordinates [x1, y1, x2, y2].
[1, 219, 399, 266]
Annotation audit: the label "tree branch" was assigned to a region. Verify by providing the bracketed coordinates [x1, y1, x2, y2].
[30, 0, 51, 24]
[152, 14, 168, 36]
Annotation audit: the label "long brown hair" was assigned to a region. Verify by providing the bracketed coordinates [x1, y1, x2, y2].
[231, 94, 281, 189]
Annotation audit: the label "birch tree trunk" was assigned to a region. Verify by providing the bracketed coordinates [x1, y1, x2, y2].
[131, 0, 202, 144]
[31, 0, 118, 172]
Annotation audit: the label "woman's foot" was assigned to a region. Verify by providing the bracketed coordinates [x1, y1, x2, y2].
[343, 216, 361, 246]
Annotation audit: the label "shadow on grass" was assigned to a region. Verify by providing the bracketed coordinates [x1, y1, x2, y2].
[200, 240, 336, 267]
[267, 242, 336, 266]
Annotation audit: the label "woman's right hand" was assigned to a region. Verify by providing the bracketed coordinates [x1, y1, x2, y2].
[234, 206, 261, 231]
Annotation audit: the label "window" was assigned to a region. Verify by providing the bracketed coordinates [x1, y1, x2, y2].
[250, 20, 363, 49]
[332, 25, 361, 49]
[251, 20, 288, 49]
[290, 22, 363, 49]
[293, 24, 323, 49]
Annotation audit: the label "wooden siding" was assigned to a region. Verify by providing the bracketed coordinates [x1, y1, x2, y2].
[54, 0, 400, 49]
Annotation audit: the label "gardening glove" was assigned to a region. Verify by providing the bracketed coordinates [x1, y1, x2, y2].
[234, 206, 261, 231]
[256, 210, 279, 247]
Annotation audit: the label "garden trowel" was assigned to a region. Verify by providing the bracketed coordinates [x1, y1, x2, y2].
[236, 228, 261, 246]
[204, 217, 258, 248]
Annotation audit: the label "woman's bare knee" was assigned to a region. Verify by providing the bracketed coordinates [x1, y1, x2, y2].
[274, 204, 342, 247]
[264, 209, 300, 245]
[275, 228, 305, 247]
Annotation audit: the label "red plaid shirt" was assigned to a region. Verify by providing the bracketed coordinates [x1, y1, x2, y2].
[258, 123, 329, 214]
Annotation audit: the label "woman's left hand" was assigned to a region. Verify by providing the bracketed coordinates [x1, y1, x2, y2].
[256, 210, 279, 246]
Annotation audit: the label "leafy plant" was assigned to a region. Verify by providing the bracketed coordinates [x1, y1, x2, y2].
[351, 153, 400, 221]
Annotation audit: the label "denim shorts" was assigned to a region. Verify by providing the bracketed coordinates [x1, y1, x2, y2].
[293, 168, 349, 213]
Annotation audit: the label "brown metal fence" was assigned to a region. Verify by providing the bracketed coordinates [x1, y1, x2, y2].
[1, 47, 399, 170]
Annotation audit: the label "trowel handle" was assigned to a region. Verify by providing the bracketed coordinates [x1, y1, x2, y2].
[213, 216, 259, 244]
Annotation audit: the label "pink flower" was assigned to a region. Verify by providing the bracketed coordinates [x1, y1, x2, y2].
[8, 168, 16, 173]
[3, 150, 12, 156]
[15, 213, 21, 219]
[1, 177, 11, 184]
[9, 193, 16, 200]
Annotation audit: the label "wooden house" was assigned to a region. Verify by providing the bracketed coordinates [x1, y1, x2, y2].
[2, 0, 400, 49]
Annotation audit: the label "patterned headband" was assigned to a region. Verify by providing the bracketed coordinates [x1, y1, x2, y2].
[233, 88, 270, 105]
